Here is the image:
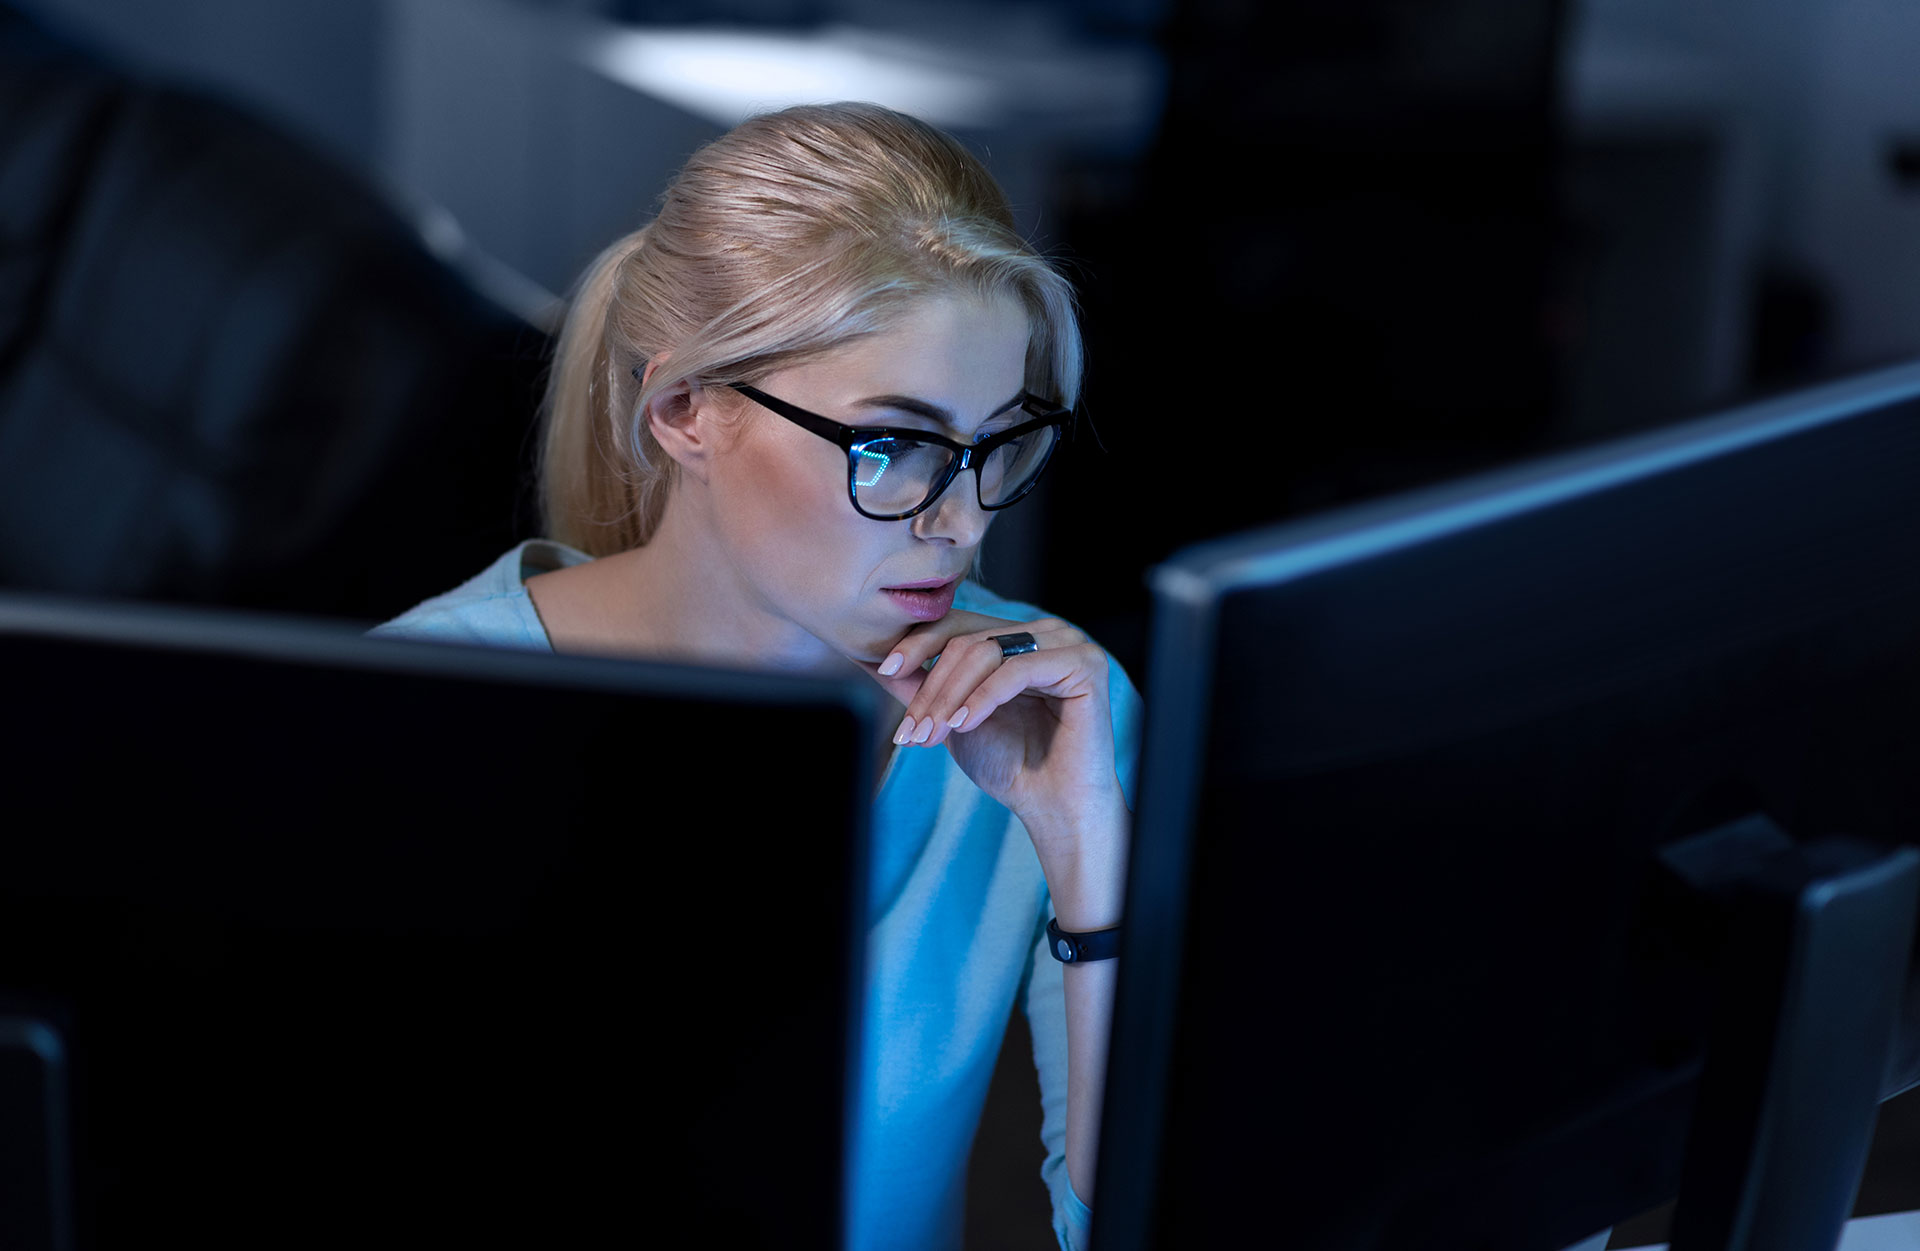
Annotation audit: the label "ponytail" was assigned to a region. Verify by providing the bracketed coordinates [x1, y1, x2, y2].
[536, 227, 655, 555]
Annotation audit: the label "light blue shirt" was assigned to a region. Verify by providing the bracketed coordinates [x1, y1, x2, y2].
[370, 541, 1144, 1251]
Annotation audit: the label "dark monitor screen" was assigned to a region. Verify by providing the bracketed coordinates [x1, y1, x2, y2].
[1097, 362, 1920, 1250]
[0, 595, 880, 1251]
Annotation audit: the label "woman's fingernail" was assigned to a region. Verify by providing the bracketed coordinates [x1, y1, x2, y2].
[893, 715, 914, 745]
[912, 717, 934, 744]
[948, 707, 969, 729]
[879, 652, 904, 676]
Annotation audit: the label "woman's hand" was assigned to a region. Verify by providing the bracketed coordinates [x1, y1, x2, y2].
[863, 610, 1125, 875]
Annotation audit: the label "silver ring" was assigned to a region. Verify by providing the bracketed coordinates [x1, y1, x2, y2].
[992, 631, 1038, 658]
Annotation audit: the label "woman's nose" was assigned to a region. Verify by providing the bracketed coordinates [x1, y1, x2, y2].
[911, 474, 991, 546]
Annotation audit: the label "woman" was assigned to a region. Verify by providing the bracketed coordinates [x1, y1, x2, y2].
[372, 101, 1141, 1251]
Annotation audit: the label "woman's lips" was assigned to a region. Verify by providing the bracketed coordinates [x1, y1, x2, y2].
[882, 578, 959, 621]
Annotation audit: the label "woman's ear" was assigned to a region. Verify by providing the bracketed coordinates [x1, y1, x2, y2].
[642, 368, 725, 483]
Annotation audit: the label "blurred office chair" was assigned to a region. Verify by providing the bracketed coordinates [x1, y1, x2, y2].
[0, 3, 550, 624]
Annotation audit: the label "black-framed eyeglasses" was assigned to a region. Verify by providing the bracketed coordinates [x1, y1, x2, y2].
[727, 382, 1072, 522]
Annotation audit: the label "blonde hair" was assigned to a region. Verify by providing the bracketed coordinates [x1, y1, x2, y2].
[537, 101, 1084, 556]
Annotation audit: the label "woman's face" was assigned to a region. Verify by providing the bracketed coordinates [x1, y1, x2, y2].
[697, 289, 1033, 668]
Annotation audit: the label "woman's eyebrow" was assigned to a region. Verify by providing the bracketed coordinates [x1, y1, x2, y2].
[852, 392, 1026, 430]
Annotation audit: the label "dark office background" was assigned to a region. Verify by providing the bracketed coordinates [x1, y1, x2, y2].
[3, 0, 1918, 1247]
[12, 0, 1920, 675]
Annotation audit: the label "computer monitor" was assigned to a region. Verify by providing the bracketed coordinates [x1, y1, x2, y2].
[1096, 361, 1920, 1251]
[0, 593, 881, 1251]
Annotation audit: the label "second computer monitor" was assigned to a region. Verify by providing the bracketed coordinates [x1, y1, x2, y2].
[1099, 362, 1920, 1250]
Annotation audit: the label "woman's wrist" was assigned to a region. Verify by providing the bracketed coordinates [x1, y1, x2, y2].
[1025, 787, 1131, 931]
[1050, 891, 1125, 936]
[1048, 852, 1126, 931]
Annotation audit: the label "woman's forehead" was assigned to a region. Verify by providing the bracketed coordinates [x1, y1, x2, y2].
[804, 291, 1031, 406]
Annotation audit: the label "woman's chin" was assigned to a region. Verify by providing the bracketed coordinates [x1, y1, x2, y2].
[841, 644, 891, 671]
[832, 626, 896, 670]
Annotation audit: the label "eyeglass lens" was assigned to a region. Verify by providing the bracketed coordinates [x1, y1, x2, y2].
[851, 424, 1059, 515]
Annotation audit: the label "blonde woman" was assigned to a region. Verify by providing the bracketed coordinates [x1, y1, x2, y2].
[372, 102, 1141, 1251]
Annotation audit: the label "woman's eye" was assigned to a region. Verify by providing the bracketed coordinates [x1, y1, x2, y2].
[873, 436, 935, 454]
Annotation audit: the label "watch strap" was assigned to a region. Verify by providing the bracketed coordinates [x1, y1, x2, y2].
[1046, 916, 1121, 963]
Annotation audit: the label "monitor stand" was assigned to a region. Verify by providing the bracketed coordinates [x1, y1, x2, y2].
[1659, 817, 1918, 1251]
[0, 1013, 68, 1251]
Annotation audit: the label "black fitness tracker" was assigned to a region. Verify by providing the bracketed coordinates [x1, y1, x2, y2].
[1046, 917, 1121, 963]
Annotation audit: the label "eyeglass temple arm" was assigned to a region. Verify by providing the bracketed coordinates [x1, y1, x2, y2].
[729, 384, 855, 446]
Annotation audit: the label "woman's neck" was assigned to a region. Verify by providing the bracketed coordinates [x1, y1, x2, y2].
[531, 493, 844, 675]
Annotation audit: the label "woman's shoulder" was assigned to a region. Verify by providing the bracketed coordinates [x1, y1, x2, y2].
[953, 581, 1117, 668]
[953, 579, 1051, 624]
[367, 539, 593, 651]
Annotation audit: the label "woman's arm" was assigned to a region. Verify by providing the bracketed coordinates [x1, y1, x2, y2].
[1026, 790, 1132, 1204]
[866, 609, 1133, 1205]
